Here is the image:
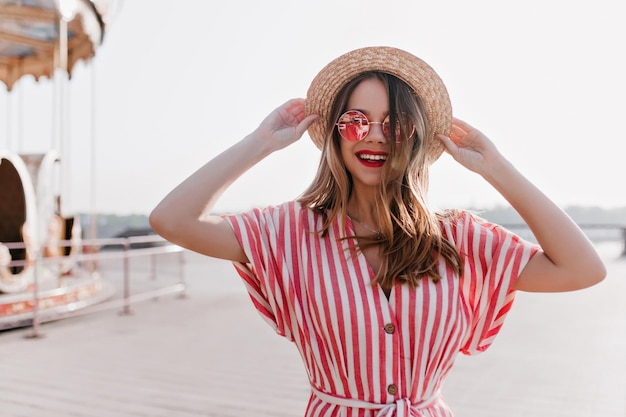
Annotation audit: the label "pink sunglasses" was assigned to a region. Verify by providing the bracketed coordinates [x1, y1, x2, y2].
[336, 110, 415, 143]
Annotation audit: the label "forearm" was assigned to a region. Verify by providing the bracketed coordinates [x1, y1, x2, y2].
[152, 133, 273, 222]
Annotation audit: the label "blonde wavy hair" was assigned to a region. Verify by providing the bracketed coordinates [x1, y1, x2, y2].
[298, 72, 463, 289]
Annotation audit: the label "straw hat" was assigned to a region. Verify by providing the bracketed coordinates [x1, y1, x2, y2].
[305, 46, 452, 165]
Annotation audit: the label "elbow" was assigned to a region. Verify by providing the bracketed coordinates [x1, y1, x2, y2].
[149, 203, 197, 246]
[149, 206, 172, 240]
[148, 210, 160, 235]
[575, 258, 607, 290]
[589, 260, 607, 287]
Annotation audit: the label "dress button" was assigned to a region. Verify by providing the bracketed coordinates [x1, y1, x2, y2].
[387, 384, 398, 395]
[384, 323, 395, 334]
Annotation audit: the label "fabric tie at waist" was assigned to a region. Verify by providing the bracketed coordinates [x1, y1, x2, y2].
[311, 386, 441, 417]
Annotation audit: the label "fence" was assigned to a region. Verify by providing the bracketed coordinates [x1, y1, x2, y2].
[502, 224, 626, 255]
[0, 234, 186, 337]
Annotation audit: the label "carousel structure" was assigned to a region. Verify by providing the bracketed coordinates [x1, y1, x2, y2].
[0, 0, 117, 330]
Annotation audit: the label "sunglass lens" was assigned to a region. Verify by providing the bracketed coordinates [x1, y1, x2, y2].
[383, 114, 415, 142]
[337, 111, 369, 141]
[381, 115, 393, 141]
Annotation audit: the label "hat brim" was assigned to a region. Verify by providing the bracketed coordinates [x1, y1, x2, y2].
[305, 46, 451, 165]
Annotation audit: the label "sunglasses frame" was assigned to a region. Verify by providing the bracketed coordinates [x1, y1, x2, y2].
[335, 110, 415, 143]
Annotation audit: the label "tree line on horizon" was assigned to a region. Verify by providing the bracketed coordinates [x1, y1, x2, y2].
[469, 205, 626, 226]
[78, 205, 626, 239]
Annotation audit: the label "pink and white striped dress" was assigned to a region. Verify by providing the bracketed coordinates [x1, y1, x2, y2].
[224, 201, 539, 417]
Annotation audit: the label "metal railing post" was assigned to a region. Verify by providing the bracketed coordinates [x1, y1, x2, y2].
[177, 250, 187, 299]
[119, 239, 132, 315]
[24, 246, 45, 339]
[150, 253, 157, 281]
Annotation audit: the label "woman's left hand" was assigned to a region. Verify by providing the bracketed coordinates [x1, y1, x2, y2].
[437, 118, 502, 176]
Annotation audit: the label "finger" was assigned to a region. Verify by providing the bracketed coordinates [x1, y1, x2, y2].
[279, 100, 308, 125]
[450, 124, 467, 142]
[295, 114, 319, 137]
[283, 98, 306, 117]
[284, 97, 305, 108]
[436, 134, 457, 155]
[451, 117, 475, 133]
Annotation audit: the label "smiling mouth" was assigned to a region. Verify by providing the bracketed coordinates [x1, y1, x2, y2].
[357, 153, 387, 162]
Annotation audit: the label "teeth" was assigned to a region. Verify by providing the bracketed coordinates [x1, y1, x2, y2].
[358, 153, 387, 161]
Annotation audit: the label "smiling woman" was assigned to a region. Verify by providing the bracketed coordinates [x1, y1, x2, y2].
[149, 45, 605, 417]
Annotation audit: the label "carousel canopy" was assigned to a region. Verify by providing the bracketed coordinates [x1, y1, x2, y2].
[0, 0, 111, 91]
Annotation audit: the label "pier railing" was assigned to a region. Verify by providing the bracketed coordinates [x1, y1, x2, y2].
[501, 224, 626, 255]
[0, 234, 186, 336]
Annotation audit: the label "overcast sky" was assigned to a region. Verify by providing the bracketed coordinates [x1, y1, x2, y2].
[1, 0, 625, 215]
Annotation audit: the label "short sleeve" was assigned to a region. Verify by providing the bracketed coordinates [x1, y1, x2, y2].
[450, 212, 540, 355]
[222, 202, 298, 341]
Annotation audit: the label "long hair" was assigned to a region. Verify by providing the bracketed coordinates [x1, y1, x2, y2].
[298, 72, 463, 288]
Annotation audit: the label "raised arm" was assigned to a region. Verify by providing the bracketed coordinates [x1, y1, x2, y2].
[437, 118, 606, 292]
[149, 98, 318, 262]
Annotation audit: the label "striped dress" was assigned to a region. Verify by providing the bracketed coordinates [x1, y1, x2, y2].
[224, 201, 539, 417]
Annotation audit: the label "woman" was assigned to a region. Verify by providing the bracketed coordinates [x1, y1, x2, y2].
[150, 46, 605, 416]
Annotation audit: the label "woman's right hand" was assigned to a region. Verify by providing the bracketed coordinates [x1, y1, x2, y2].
[254, 98, 319, 152]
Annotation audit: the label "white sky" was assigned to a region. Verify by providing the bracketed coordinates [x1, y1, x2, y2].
[1, 0, 625, 215]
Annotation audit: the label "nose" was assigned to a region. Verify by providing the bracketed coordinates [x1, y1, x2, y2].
[366, 121, 386, 143]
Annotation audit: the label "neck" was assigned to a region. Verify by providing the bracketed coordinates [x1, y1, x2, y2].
[347, 210, 382, 240]
[347, 192, 378, 224]
[346, 193, 382, 240]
